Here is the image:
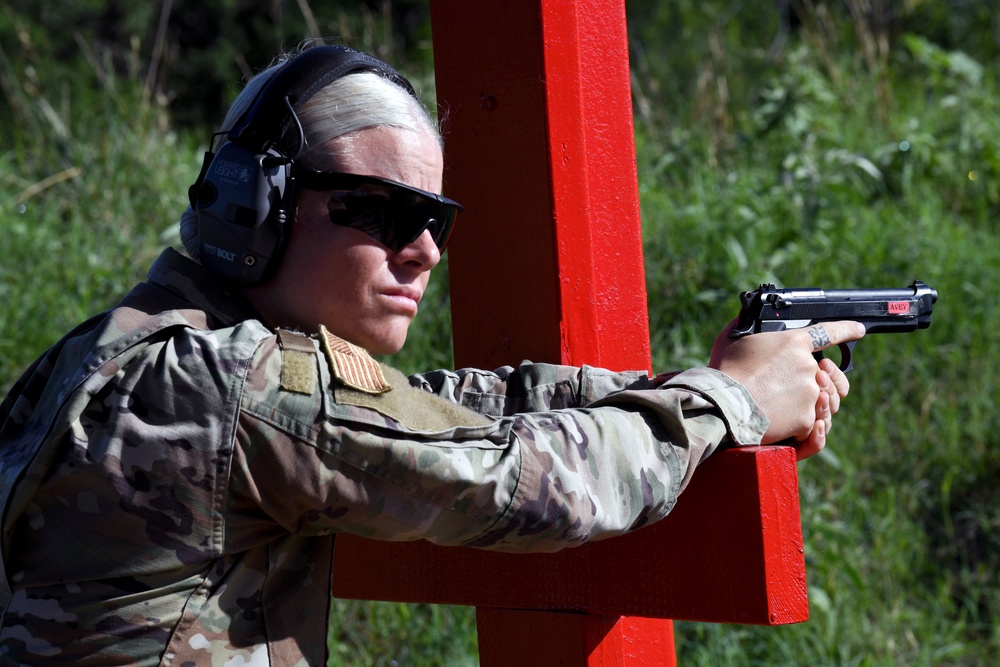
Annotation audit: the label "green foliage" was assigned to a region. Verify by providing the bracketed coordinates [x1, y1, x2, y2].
[0, 10, 195, 389]
[328, 600, 477, 667]
[630, 5, 1000, 664]
[3, 2, 1000, 665]
[1, 0, 435, 130]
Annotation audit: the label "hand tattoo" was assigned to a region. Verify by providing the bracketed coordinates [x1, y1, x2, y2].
[809, 326, 831, 351]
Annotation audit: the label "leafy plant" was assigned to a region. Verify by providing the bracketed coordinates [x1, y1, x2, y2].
[3, 2, 1000, 665]
[631, 8, 1000, 664]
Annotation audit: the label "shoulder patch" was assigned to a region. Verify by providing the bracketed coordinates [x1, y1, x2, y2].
[339, 365, 493, 430]
[276, 329, 317, 395]
[319, 325, 391, 394]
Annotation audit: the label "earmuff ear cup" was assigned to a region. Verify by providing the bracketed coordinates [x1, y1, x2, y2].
[194, 142, 294, 285]
[190, 45, 419, 285]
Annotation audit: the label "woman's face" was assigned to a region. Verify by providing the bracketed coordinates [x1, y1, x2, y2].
[244, 125, 444, 355]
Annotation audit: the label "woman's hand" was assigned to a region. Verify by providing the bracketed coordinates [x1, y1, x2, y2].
[709, 320, 865, 459]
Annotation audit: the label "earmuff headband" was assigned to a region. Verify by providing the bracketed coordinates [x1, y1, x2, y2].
[228, 45, 418, 156]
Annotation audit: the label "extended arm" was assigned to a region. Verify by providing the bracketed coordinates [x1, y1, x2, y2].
[237, 337, 766, 554]
[407, 362, 652, 416]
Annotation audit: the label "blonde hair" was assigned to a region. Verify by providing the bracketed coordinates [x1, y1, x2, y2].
[179, 54, 439, 260]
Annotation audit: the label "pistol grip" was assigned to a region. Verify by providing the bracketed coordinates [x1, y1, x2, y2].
[812, 340, 856, 373]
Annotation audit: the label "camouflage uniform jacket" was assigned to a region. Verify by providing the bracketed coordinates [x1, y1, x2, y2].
[0, 248, 767, 666]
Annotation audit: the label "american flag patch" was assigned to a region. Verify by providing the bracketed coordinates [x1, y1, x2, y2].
[319, 325, 391, 394]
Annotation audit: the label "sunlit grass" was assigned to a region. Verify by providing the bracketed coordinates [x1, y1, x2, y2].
[636, 35, 1000, 667]
[2, 7, 999, 667]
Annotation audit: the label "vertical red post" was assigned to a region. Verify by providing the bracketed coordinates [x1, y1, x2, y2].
[429, 0, 671, 664]
[430, 0, 651, 373]
[476, 610, 676, 667]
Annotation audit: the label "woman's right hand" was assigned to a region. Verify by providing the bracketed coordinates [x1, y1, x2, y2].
[709, 320, 866, 458]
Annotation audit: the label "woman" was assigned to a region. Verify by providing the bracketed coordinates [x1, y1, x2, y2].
[0, 45, 861, 665]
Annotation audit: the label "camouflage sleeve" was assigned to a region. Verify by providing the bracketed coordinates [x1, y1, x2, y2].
[237, 333, 767, 554]
[407, 363, 652, 416]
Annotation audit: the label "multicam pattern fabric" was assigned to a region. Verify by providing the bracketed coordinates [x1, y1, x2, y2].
[0, 249, 767, 666]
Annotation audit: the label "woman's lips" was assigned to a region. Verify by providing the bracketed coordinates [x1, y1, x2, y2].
[380, 286, 422, 314]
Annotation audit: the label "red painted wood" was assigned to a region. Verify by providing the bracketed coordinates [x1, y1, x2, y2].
[427, 0, 649, 374]
[475, 610, 598, 666]
[538, 0, 652, 369]
[429, 0, 561, 369]
[476, 610, 675, 667]
[333, 446, 807, 624]
[330, 0, 809, 663]
[596, 617, 677, 666]
[426, 2, 672, 663]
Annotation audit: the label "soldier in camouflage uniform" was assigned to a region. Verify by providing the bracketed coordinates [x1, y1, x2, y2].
[0, 46, 862, 665]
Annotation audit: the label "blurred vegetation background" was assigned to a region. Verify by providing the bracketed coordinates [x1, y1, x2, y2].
[2, 0, 998, 665]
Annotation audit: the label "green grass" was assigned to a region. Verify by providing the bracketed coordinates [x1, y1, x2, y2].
[2, 5, 999, 666]
[635, 30, 1000, 667]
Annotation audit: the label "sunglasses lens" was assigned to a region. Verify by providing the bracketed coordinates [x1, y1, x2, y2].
[326, 184, 458, 252]
[296, 169, 462, 252]
[396, 207, 456, 250]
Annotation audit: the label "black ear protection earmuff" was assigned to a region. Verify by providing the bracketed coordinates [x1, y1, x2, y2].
[188, 45, 418, 285]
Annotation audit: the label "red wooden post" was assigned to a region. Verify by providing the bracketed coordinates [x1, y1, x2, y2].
[431, 2, 673, 662]
[331, 0, 809, 664]
[476, 610, 675, 666]
[431, 0, 653, 370]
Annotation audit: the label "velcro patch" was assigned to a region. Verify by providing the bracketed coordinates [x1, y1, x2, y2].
[337, 364, 493, 430]
[276, 329, 317, 395]
[319, 325, 391, 394]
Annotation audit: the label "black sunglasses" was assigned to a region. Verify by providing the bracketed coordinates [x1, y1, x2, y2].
[295, 169, 462, 252]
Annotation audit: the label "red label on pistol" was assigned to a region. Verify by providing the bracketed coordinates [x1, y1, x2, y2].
[888, 301, 912, 314]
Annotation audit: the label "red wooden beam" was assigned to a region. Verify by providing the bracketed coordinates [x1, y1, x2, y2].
[333, 446, 807, 624]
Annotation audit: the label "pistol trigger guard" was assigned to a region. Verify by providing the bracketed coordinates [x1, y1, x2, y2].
[812, 341, 855, 373]
[839, 340, 855, 373]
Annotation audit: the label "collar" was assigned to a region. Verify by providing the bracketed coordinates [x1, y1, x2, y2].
[146, 248, 261, 327]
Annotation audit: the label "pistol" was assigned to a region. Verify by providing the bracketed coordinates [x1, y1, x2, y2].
[728, 280, 937, 372]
